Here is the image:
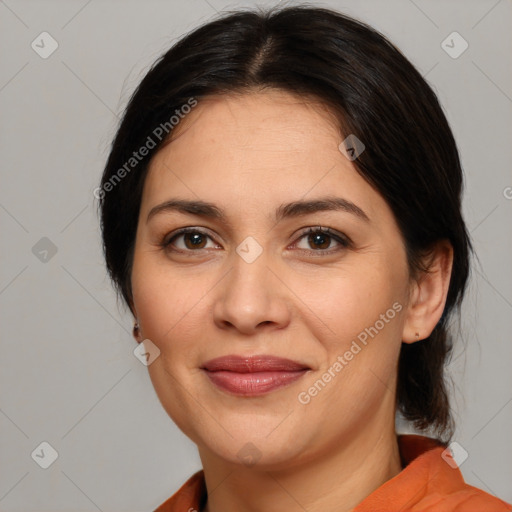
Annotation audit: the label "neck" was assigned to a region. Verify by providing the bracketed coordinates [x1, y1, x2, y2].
[199, 423, 402, 512]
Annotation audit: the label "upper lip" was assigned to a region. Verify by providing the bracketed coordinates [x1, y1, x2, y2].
[201, 355, 310, 373]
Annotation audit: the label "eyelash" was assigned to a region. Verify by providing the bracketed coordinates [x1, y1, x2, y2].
[159, 226, 351, 257]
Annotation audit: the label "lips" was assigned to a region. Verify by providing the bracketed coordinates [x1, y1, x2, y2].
[202, 355, 310, 372]
[201, 355, 310, 396]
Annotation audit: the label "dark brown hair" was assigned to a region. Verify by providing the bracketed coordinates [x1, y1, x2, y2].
[98, 5, 472, 441]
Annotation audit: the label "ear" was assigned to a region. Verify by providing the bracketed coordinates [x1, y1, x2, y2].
[402, 240, 454, 344]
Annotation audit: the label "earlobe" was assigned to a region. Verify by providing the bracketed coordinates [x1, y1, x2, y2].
[129, 299, 142, 343]
[402, 241, 454, 344]
[131, 300, 142, 344]
[133, 320, 143, 343]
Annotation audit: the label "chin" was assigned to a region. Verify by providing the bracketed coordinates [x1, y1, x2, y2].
[193, 419, 318, 471]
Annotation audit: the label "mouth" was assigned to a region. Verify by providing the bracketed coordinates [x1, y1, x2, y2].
[200, 355, 311, 396]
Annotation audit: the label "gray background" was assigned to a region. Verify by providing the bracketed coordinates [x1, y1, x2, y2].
[0, 0, 511, 510]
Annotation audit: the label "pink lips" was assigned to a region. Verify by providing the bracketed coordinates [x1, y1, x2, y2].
[201, 355, 310, 396]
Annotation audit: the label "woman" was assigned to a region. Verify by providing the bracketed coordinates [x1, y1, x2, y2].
[98, 5, 511, 511]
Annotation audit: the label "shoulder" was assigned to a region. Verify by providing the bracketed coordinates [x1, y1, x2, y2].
[153, 470, 206, 512]
[355, 435, 511, 512]
[421, 485, 512, 512]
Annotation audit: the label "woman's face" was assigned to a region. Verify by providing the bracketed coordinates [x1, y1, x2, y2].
[131, 90, 413, 469]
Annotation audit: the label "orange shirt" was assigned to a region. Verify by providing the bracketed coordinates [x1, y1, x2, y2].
[154, 435, 511, 512]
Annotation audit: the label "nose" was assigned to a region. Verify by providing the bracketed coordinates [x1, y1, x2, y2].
[212, 251, 291, 335]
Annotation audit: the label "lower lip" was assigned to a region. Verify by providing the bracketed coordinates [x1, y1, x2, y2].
[203, 369, 308, 396]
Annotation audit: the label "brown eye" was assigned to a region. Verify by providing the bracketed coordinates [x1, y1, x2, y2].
[307, 232, 332, 250]
[182, 232, 208, 250]
[163, 229, 218, 252]
[294, 227, 350, 255]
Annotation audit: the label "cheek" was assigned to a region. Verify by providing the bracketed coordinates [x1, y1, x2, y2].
[132, 247, 192, 332]
[291, 258, 407, 346]
[133, 282, 194, 339]
[130, 254, 209, 438]
[130, 251, 218, 371]
[291, 258, 407, 402]
[329, 272, 405, 384]
[295, 293, 404, 434]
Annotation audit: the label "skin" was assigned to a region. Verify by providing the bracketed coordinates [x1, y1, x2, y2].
[130, 90, 453, 512]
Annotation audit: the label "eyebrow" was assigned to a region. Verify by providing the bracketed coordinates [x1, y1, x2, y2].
[146, 196, 370, 224]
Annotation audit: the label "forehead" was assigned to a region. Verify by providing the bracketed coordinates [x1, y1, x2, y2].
[161, 91, 343, 163]
[141, 91, 384, 223]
